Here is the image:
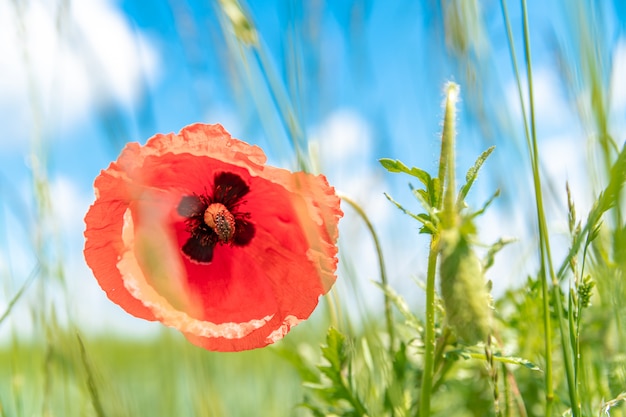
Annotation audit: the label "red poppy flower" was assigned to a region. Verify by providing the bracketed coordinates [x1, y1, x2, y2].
[83, 123, 342, 351]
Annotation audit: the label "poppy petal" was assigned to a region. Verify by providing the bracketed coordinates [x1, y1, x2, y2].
[84, 123, 343, 351]
[84, 170, 156, 321]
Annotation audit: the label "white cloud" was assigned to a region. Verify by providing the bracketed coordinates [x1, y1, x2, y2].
[0, 0, 159, 148]
[505, 66, 572, 131]
[540, 133, 591, 209]
[309, 109, 391, 227]
[312, 109, 372, 163]
[309, 108, 373, 195]
[49, 176, 93, 235]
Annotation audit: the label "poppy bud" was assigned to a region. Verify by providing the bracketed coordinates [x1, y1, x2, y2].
[439, 229, 491, 344]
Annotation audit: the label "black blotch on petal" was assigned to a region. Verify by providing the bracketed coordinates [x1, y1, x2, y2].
[178, 195, 205, 218]
[233, 219, 255, 246]
[182, 235, 216, 263]
[213, 172, 250, 207]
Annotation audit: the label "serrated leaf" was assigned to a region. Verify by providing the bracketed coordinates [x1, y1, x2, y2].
[321, 327, 347, 371]
[379, 158, 431, 186]
[414, 187, 430, 203]
[392, 342, 408, 380]
[457, 146, 495, 205]
[483, 237, 516, 271]
[318, 365, 342, 385]
[384, 193, 426, 225]
[446, 347, 543, 371]
[493, 353, 542, 371]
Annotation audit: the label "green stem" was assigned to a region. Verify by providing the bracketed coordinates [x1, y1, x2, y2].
[216, 0, 309, 172]
[342, 375, 369, 416]
[500, 0, 554, 413]
[0, 264, 39, 328]
[431, 331, 454, 394]
[499, 0, 532, 152]
[521, 1, 556, 411]
[339, 195, 395, 352]
[419, 237, 439, 417]
[419, 82, 459, 417]
[519, 1, 580, 415]
[252, 46, 309, 172]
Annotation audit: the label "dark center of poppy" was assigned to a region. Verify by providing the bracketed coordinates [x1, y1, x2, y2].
[177, 172, 255, 264]
[204, 203, 236, 243]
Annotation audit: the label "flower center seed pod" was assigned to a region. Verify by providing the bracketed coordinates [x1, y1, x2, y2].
[439, 228, 491, 345]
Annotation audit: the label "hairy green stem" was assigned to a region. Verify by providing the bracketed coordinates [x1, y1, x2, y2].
[419, 82, 459, 417]
[339, 195, 395, 352]
[419, 238, 439, 417]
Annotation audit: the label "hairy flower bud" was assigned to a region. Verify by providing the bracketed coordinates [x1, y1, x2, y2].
[439, 229, 491, 344]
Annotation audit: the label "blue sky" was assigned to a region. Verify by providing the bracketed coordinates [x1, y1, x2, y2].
[1, 0, 626, 337]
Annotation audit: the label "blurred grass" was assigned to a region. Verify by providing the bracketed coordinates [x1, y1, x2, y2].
[0, 327, 324, 417]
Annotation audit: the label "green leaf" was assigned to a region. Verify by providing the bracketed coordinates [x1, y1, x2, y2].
[493, 353, 542, 371]
[379, 158, 431, 186]
[409, 181, 436, 211]
[600, 140, 626, 212]
[557, 141, 626, 280]
[384, 191, 436, 234]
[384, 193, 426, 224]
[457, 146, 495, 205]
[318, 365, 342, 385]
[446, 347, 543, 371]
[316, 328, 348, 389]
[392, 343, 408, 380]
[483, 237, 516, 271]
[429, 177, 442, 210]
[320, 327, 347, 372]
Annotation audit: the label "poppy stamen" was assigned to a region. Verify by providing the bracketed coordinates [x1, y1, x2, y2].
[204, 203, 236, 243]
